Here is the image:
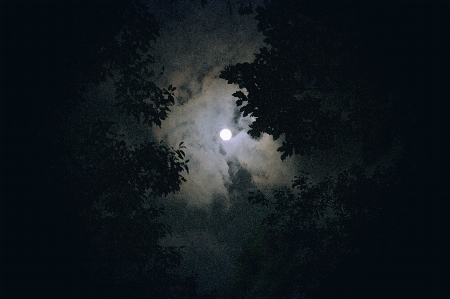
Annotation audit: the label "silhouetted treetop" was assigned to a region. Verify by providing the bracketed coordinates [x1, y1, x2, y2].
[221, 157, 418, 299]
[60, 1, 195, 297]
[221, 1, 411, 162]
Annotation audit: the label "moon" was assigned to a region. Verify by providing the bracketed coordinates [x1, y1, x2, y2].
[220, 129, 232, 141]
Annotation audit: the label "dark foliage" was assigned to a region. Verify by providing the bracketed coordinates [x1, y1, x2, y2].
[220, 0, 414, 162]
[61, 1, 194, 296]
[1, 1, 196, 298]
[221, 156, 424, 299]
[71, 120, 189, 283]
[219, 1, 449, 298]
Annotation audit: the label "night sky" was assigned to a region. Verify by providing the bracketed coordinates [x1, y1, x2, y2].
[1, 1, 449, 298]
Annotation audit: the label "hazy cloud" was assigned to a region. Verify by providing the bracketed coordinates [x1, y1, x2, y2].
[137, 2, 302, 291]
[78, 1, 304, 293]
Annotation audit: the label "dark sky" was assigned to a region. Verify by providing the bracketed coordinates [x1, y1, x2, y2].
[1, 0, 449, 298]
[72, 2, 302, 291]
[74, 1, 368, 292]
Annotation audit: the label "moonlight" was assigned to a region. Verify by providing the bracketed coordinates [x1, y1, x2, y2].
[220, 129, 232, 140]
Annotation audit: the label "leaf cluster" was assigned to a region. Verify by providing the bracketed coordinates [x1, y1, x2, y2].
[224, 165, 402, 298]
[64, 1, 193, 294]
[220, 0, 403, 161]
[220, 5, 348, 159]
[72, 121, 190, 278]
[115, 73, 176, 127]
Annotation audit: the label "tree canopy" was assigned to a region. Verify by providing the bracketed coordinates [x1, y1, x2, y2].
[220, 161, 418, 299]
[64, 1, 195, 296]
[220, 0, 411, 162]
[218, 1, 428, 298]
[2, 1, 445, 298]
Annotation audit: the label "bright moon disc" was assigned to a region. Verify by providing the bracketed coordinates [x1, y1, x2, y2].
[220, 129, 232, 140]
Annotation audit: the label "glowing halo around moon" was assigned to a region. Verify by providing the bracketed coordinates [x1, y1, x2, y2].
[220, 129, 232, 141]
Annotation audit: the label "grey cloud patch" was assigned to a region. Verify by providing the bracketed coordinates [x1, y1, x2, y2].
[225, 158, 255, 196]
[231, 105, 244, 128]
[219, 146, 227, 156]
[160, 189, 269, 293]
[176, 83, 193, 106]
[152, 76, 300, 207]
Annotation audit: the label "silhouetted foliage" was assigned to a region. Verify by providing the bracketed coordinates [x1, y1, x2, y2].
[58, 1, 195, 297]
[221, 159, 418, 299]
[1, 0, 202, 297]
[68, 0, 177, 127]
[218, 4, 426, 293]
[70, 142, 192, 293]
[220, 0, 411, 162]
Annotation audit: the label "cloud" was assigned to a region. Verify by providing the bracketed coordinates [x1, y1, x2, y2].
[77, 1, 300, 293]
[143, 2, 300, 207]
[141, 3, 302, 291]
[152, 71, 299, 207]
[145, 4, 306, 289]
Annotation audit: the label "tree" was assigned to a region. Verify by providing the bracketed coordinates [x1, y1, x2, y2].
[57, 1, 194, 297]
[220, 159, 418, 299]
[1, 0, 200, 297]
[220, 0, 410, 162]
[72, 128, 190, 298]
